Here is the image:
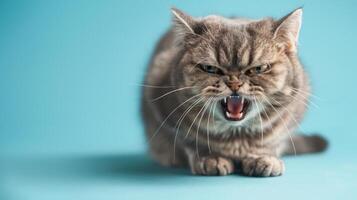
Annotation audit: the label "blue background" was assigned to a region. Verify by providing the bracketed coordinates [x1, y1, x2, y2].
[0, 0, 356, 199]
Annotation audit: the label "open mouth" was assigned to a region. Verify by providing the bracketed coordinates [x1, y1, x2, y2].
[220, 94, 250, 121]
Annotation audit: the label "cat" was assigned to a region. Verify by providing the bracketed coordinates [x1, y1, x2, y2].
[141, 7, 327, 177]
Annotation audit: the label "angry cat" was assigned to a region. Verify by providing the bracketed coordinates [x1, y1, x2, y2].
[141, 8, 327, 177]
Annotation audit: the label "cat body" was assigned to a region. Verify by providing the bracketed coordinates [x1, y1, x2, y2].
[141, 8, 327, 176]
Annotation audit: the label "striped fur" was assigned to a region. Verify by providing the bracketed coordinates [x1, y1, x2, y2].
[141, 8, 327, 177]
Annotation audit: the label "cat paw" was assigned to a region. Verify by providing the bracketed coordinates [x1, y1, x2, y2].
[191, 156, 234, 176]
[241, 156, 285, 177]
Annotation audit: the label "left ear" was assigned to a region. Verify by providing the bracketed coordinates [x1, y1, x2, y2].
[274, 8, 303, 52]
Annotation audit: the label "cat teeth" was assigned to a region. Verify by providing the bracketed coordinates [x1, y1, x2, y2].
[226, 111, 230, 117]
[226, 111, 243, 119]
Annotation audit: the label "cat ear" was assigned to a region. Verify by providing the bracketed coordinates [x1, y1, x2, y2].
[171, 7, 196, 34]
[171, 8, 195, 33]
[274, 8, 303, 52]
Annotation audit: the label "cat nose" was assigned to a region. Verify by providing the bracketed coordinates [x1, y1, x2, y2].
[227, 80, 244, 92]
[226, 75, 244, 91]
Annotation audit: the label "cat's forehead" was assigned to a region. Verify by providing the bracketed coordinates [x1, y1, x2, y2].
[183, 15, 278, 67]
[189, 19, 277, 67]
[198, 16, 275, 45]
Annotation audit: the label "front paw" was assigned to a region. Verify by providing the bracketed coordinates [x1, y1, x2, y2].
[190, 156, 234, 176]
[241, 156, 285, 177]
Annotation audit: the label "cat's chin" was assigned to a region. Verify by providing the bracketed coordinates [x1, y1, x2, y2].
[220, 94, 251, 121]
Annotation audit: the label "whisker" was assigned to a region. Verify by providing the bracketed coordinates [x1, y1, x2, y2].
[206, 98, 216, 154]
[151, 86, 197, 102]
[195, 97, 213, 159]
[185, 98, 211, 139]
[268, 95, 304, 133]
[212, 98, 219, 134]
[173, 93, 222, 160]
[205, 93, 224, 136]
[130, 83, 177, 88]
[253, 96, 264, 145]
[290, 87, 323, 101]
[173, 96, 205, 161]
[287, 88, 320, 109]
[174, 97, 205, 137]
[261, 94, 296, 156]
[149, 93, 202, 143]
[256, 97, 273, 134]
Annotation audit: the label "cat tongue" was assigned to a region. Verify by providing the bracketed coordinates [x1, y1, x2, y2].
[227, 96, 244, 115]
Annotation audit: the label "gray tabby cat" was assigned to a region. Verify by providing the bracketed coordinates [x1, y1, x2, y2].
[141, 8, 327, 177]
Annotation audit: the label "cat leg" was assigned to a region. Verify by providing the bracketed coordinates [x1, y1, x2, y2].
[239, 155, 285, 177]
[184, 148, 235, 176]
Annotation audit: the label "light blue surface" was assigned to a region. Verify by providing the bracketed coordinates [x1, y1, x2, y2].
[0, 0, 356, 199]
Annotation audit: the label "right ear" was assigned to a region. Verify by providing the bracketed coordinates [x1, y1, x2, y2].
[171, 8, 198, 43]
[171, 8, 195, 33]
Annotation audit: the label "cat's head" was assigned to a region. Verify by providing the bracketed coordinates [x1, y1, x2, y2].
[171, 8, 303, 126]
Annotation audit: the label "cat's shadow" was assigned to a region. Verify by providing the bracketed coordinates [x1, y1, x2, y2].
[14, 152, 191, 184]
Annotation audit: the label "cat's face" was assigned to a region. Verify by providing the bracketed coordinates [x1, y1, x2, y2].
[172, 9, 302, 125]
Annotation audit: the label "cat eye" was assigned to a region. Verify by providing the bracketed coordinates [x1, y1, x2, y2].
[246, 64, 271, 75]
[198, 64, 224, 75]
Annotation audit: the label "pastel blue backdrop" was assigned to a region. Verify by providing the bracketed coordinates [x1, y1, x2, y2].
[0, 0, 356, 199]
